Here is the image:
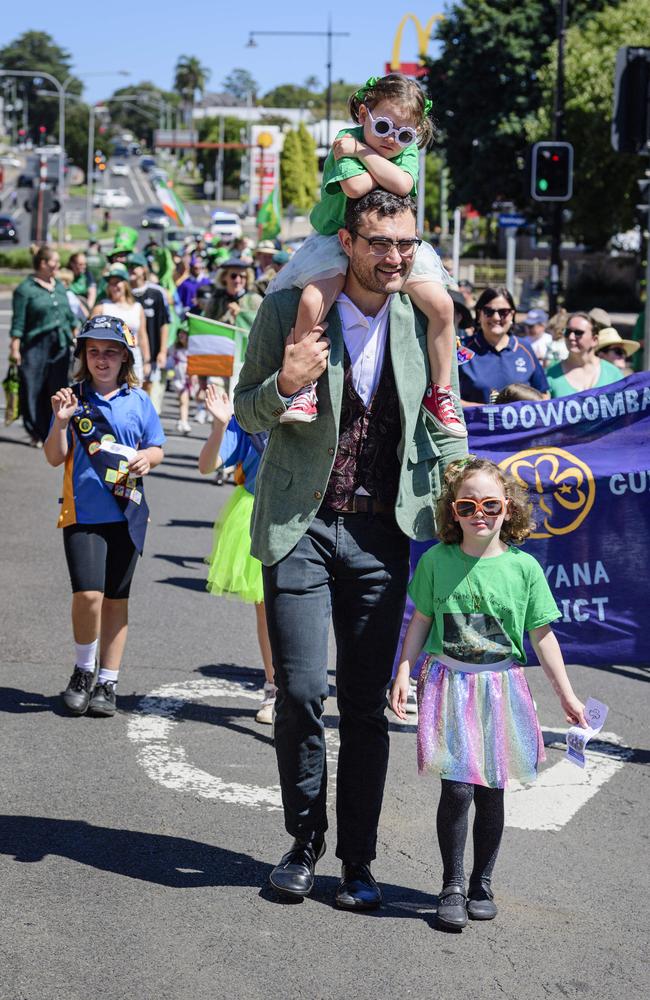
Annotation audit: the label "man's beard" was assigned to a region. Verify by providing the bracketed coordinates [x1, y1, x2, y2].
[348, 255, 412, 295]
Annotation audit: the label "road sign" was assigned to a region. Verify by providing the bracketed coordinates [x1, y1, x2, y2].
[498, 213, 527, 228]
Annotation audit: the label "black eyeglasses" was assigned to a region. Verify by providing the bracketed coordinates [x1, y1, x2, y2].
[481, 306, 514, 319]
[351, 231, 422, 258]
[602, 346, 626, 358]
[227, 272, 246, 279]
[564, 327, 588, 338]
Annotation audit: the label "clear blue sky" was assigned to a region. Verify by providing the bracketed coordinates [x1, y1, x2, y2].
[2, 2, 445, 103]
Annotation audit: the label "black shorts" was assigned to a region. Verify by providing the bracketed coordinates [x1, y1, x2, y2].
[63, 522, 139, 599]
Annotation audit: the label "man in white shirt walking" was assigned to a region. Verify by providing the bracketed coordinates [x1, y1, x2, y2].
[234, 190, 467, 911]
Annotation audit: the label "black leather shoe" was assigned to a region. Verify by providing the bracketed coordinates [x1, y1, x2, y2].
[467, 881, 497, 920]
[88, 681, 117, 717]
[269, 837, 325, 899]
[62, 667, 94, 715]
[335, 863, 382, 911]
[437, 884, 468, 930]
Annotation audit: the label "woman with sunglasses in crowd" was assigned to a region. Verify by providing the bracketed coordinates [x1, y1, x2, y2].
[391, 456, 585, 930]
[458, 287, 549, 406]
[267, 73, 465, 439]
[545, 313, 623, 398]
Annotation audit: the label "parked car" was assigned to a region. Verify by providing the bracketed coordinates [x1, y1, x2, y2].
[111, 161, 130, 177]
[141, 205, 170, 229]
[210, 209, 242, 242]
[0, 155, 21, 168]
[139, 157, 157, 173]
[93, 188, 133, 209]
[0, 215, 19, 243]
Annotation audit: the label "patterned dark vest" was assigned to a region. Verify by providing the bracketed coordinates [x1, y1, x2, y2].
[323, 345, 401, 509]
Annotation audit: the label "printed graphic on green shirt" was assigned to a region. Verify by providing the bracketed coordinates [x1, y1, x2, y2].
[443, 612, 511, 664]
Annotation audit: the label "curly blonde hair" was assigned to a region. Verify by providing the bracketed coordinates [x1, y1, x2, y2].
[436, 456, 534, 546]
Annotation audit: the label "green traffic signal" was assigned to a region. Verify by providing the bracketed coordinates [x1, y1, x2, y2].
[538, 179, 549, 192]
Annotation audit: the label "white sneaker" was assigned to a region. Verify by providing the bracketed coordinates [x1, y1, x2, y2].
[405, 682, 418, 715]
[195, 407, 207, 425]
[256, 682, 277, 725]
[181, 420, 191, 434]
[176, 419, 184, 433]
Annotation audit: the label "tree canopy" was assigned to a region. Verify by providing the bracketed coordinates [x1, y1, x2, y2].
[0, 30, 82, 145]
[222, 68, 258, 103]
[527, 0, 650, 247]
[425, 0, 621, 214]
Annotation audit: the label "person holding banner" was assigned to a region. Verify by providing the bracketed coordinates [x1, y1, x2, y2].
[459, 287, 549, 405]
[43, 316, 165, 718]
[198, 385, 276, 725]
[391, 456, 586, 930]
[546, 313, 623, 397]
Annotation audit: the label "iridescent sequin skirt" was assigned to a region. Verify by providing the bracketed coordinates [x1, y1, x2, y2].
[417, 655, 546, 788]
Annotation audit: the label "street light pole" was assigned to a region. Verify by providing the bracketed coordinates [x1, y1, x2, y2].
[247, 22, 350, 148]
[549, 0, 567, 316]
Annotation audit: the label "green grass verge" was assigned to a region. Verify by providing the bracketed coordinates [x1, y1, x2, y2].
[67, 222, 121, 241]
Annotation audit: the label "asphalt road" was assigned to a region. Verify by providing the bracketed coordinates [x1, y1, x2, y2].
[0, 310, 648, 1000]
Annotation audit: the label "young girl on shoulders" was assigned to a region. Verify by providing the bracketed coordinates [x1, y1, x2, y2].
[391, 456, 586, 930]
[198, 385, 276, 724]
[270, 72, 465, 439]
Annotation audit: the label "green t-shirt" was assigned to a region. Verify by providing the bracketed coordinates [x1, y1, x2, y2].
[546, 359, 622, 398]
[309, 126, 419, 236]
[408, 543, 561, 665]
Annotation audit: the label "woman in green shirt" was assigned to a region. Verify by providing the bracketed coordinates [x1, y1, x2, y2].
[545, 312, 622, 398]
[9, 245, 77, 446]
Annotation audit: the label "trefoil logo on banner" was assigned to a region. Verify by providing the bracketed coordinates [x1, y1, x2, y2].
[500, 447, 595, 539]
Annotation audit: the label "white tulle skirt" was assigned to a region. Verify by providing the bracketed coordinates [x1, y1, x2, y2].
[268, 232, 453, 293]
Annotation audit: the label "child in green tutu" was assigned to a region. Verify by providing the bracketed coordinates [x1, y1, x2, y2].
[198, 384, 276, 724]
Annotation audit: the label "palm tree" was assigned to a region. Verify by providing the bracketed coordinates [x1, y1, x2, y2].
[174, 55, 210, 127]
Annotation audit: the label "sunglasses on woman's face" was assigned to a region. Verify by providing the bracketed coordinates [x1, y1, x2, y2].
[603, 347, 626, 358]
[452, 497, 507, 518]
[227, 272, 245, 280]
[563, 327, 588, 339]
[481, 306, 514, 319]
[367, 110, 418, 148]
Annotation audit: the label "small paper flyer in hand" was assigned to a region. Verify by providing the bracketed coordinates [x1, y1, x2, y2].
[565, 698, 609, 768]
[99, 441, 138, 463]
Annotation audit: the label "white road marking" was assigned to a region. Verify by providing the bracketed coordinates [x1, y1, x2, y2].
[505, 728, 631, 831]
[127, 681, 629, 829]
[127, 677, 340, 811]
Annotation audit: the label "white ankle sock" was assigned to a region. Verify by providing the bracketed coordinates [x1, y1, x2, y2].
[74, 640, 98, 673]
[97, 668, 119, 685]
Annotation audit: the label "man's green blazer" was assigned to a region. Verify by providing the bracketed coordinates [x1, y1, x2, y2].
[233, 288, 468, 566]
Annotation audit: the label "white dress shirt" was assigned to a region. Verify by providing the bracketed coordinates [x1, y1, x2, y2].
[336, 292, 392, 407]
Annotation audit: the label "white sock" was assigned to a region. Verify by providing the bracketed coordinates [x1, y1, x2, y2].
[97, 668, 119, 685]
[74, 640, 98, 673]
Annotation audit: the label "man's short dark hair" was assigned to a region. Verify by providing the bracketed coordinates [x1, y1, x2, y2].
[343, 190, 416, 235]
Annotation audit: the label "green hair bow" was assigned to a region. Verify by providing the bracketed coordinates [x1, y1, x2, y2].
[423, 97, 433, 117]
[354, 76, 379, 102]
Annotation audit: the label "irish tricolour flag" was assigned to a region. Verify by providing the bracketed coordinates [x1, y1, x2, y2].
[153, 177, 193, 226]
[187, 314, 248, 377]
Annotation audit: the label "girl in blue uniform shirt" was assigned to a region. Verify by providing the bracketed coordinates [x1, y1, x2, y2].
[198, 384, 275, 725]
[44, 315, 165, 717]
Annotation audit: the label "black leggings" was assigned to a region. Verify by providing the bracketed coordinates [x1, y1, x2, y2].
[63, 522, 139, 599]
[436, 779, 505, 888]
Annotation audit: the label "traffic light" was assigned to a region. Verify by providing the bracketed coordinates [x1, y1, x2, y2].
[612, 47, 650, 154]
[38, 124, 47, 146]
[530, 141, 574, 202]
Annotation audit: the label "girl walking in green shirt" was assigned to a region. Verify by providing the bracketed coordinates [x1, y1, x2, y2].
[270, 73, 465, 439]
[391, 457, 586, 930]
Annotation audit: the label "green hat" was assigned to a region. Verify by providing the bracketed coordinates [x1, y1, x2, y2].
[128, 252, 148, 269]
[107, 263, 130, 281]
[273, 251, 289, 265]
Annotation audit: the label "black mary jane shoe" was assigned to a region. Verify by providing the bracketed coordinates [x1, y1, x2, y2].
[335, 863, 382, 911]
[467, 881, 498, 920]
[269, 837, 326, 899]
[436, 884, 468, 930]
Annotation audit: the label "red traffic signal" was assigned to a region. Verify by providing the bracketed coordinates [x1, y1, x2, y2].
[530, 141, 574, 202]
[38, 125, 47, 134]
